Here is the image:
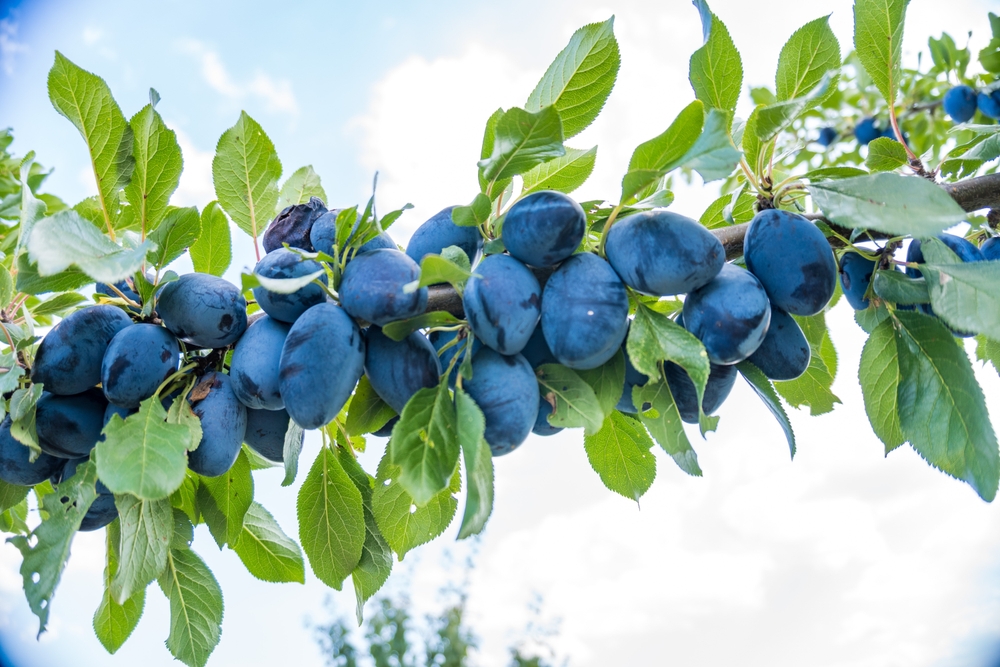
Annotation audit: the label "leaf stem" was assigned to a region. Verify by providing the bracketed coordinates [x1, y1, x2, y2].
[597, 203, 624, 257]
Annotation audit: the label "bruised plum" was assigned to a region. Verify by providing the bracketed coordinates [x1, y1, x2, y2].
[364, 326, 441, 413]
[463, 254, 541, 355]
[32, 305, 132, 395]
[36, 389, 108, 459]
[101, 324, 180, 409]
[262, 196, 326, 253]
[230, 315, 290, 410]
[156, 273, 247, 348]
[463, 349, 538, 455]
[188, 372, 247, 477]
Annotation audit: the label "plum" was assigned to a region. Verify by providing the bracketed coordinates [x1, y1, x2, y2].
[53, 455, 111, 495]
[78, 494, 119, 531]
[463, 348, 538, 455]
[310, 209, 397, 259]
[541, 253, 629, 369]
[682, 264, 771, 365]
[463, 254, 541, 355]
[520, 323, 557, 369]
[405, 206, 484, 265]
[744, 209, 837, 316]
[981, 237, 1000, 260]
[605, 210, 724, 296]
[978, 89, 1000, 119]
[339, 249, 427, 326]
[855, 117, 881, 145]
[664, 362, 737, 424]
[244, 408, 299, 462]
[838, 252, 877, 310]
[428, 329, 480, 386]
[96, 279, 140, 305]
[373, 416, 399, 438]
[188, 372, 247, 477]
[945, 85, 978, 123]
[906, 234, 983, 277]
[816, 127, 837, 147]
[262, 196, 326, 253]
[32, 305, 132, 395]
[252, 248, 327, 323]
[230, 315, 290, 410]
[156, 273, 248, 348]
[502, 191, 586, 267]
[364, 326, 441, 413]
[36, 389, 108, 459]
[616, 343, 649, 414]
[532, 397, 562, 437]
[746, 308, 810, 381]
[101, 324, 180, 409]
[0, 417, 63, 486]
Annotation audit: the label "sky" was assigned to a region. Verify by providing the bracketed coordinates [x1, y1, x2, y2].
[1, 0, 1000, 666]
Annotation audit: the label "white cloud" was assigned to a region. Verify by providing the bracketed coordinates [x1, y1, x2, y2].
[0, 18, 28, 76]
[170, 126, 216, 208]
[82, 27, 102, 46]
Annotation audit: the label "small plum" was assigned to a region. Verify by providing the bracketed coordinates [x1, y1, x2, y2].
[252, 248, 327, 323]
[101, 324, 180, 409]
[978, 89, 1000, 119]
[855, 118, 881, 145]
[36, 389, 108, 459]
[664, 362, 737, 424]
[532, 397, 562, 437]
[156, 273, 248, 348]
[746, 308, 811, 381]
[838, 252, 877, 310]
[32, 305, 132, 396]
[244, 408, 299, 462]
[364, 326, 441, 413]
[944, 85, 978, 123]
[230, 315, 290, 410]
[0, 417, 63, 486]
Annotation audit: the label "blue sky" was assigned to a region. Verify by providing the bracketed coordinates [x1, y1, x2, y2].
[3, 1, 1000, 666]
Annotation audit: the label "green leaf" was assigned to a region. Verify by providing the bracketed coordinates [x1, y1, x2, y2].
[171, 473, 201, 526]
[381, 311, 463, 342]
[278, 166, 326, 211]
[689, 0, 743, 112]
[455, 388, 493, 540]
[865, 137, 908, 172]
[158, 547, 223, 667]
[7, 457, 99, 634]
[535, 364, 605, 435]
[389, 383, 460, 507]
[197, 449, 254, 548]
[17, 152, 48, 256]
[0, 479, 29, 514]
[15, 254, 90, 295]
[27, 210, 153, 283]
[0, 266, 13, 310]
[634, 381, 702, 476]
[124, 103, 182, 235]
[755, 73, 834, 142]
[700, 190, 756, 229]
[976, 335, 1000, 377]
[281, 419, 305, 487]
[853, 0, 910, 105]
[576, 349, 626, 418]
[147, 206, 201, 270]
[31, 292, 88, 317]
[111, 494, 172, 603]
[451, 193, 492, 228]
[406, 254, 474, 295]
[93, 520, 145, 655]
[855, 303, 891, 333]
[895, 310, 999, 501]
[809, 173, 967, 236]
[212, 111, 282, 243]
[584, 411, 656, 502]
[520, 146, 597, 196]
[231, 502, 304, 583]
[0, 497, 29, 535]
[190, 201, 232, 277]
[920, 240, 1000, 336]
[47, 52, 134, 234]
[478, 109, 511, 196]
[96, 396, 197, 500]
[741, 106, 770, 177]
[526, 17, 620, 139]
[477, 106, 565, 184]
[9, 384, 43, 459]
[346, 376, 397, 436]
[297, 446, 365, 590]
[776, 16, 841, 101]
[373, 454, 459, 560]
[680, 109, 741, 183]
[621, 101, 704, 202]
[737, 362, 796, 458]
[859, 319, 905, 454]
[0, 354, 25, 396]
[774, 317, 841, 416]
[872, 269, 930, 304]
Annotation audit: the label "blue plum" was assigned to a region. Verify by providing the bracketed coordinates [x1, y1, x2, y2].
[463, 348, 538, 455]
[532, 397, 562, 437]
[664, 361, 737, 424]
[502, 191, 586, 267]
[96, 279, 140, 305]
[53, 456, 110, 495]
[978, 89, 1000, 119]
[262, 196, 326, 253]
[101, 324, 180, 409]
[906, 234, 983, 277]
[520, 324, 557, 369]
[816, 127, 837, 147]
[0, 417, 63, 486]
[230, 315, 290, 410]
[279, 303, 366, 429]
[540, 253, 629, 370]
[428, 329, 480, 386]
[244, 408, 299, 462]
[981, 237, 1000, 260]
[373, 416, 399, 438]
[463, 254, 541, 355]
[339, 249, 427, 326]
[616, 343, 649, 414]
[188, 372, 247, 477]
[32, 305, 132, 395]
[838, 252, 877, 310]
[945, 85, 978, 123]
[855, 118, 881, 145]
[364, 326, 441, 413]
[36, 389, 108, 459]
[605, 210, 724, 296]
[79, 494, 118, 531]
[682, 264, 771, 365]
[310, 209, 397, 259]
[746, 308, 810, 381]
[744, 209, 837, 316]
[252, 248, 327, 323]
[156, 273, 248, 348]
[405, 206, 484, 265]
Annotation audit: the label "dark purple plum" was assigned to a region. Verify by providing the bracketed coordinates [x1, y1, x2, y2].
[502, 191, 586, 267]
[605, 210, 724, 296]
[279, 303, 366, 429]
[463, 349, 538, 455]
[0, 417, 63, 486]
[981, 237, 1000, 260]
[744, 209, 837, 316]
[252, 248, 327, 323]
[978, 89, 1000, 119]
[945, 85, 978, 123]
[364, 326, 441, 413]
[36, 389, 108, 459]
[541, 253, 629, 370]
[532, 397, 562, 437]
[855, 117, 881, 145]
[746, 308, 810, 381]
[428, 329, 480, 386]
[616, 342, 649, 414]
[816, 127, 837, 147]
[262, 196, 326, 253]
[156, 273, 248, 349]
[101, 324, 180, 409]
[838, 252, 877, 310]
[32, 305, 132, 395]
[463, 254, 541, 355]
[664, 362, 737, 424]
[339, 249, 427, 326]
[96, 279, 140, 305]
[906, 234, 984, 277]
[683, 264, 771, 365]
[244, 408, 299, 462]
[53, 456, 111, 496]
[188, 372, 247, 477]
[405, 207, 484, 265]
[230, 315, 289, 410]
[78, 494, 118, 531]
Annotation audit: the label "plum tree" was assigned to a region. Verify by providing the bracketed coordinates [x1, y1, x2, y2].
[31, 305, 132, 395]
[682, 265, 771, 365]
[252, 248, 328, 323]
[101, 324, 180, 409]
[502, 191, 586, 267]
[462, 253, 541, 355]
[230, 315, 290, 410]
[157, 273, 248, 348]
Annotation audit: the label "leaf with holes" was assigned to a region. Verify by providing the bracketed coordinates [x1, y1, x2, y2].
[536, 364, 605, 435]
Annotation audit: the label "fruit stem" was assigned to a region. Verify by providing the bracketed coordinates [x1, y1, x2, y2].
[597, 203, 624, 257]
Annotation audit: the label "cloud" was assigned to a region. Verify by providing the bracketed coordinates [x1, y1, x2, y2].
[170, 126, 216, 208]
[178, 39, 299, 118]
[0, 19, 28, 76]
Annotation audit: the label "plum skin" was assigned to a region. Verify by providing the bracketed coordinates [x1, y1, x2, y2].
[604, 210, 724, 296]
[339, 249, 428, 326]
[978, 90, 1000, 120]
[855, 117, 881, 145]
[244, 408, 299, 462]
[101, 324, 180, 409]
[746, 308, 811, 381]
[682, 264, 771, 366]
[816, 127, 837, 147]
[310, 209, 397, 260]
[839, 252, 877, 311]
[502, 191, 586, 267]
[463, 349, 538, 455]
[520, 324, 557, 369]
[944, 85, 978, 123]
[981, 237, 1000, 261]
[262, 196, 327, 253]
[906, 235, 984, 337]
[532, 397, 562, 437]
[252, 248, 328, 324]
[156, 273, 248, 349]
[32, 305, 132, 396]
[36, 389, 109, 459]
[364, 327, 441, 414]
[463, 254, 541, 355]
[0, 417, 64, 486]
[664, 362, 737, 424]
[188, 372, 247, 477]
[405, 206, 484, 265]
[230, 315, 290, 411]
[616, 342, 649, 414]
